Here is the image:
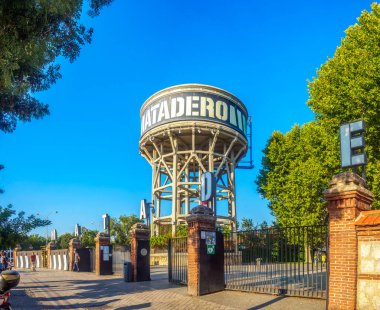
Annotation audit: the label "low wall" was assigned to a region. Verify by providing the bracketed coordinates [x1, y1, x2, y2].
[16, 251, 43, 269]
[50, 249, 69, 271]
[15, 249, 69, 271]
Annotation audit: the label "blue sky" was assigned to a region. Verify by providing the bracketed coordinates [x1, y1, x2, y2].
[0, 0, 374, 236]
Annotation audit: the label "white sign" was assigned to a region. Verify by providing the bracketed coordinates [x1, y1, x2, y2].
[140, 199, 149, 220]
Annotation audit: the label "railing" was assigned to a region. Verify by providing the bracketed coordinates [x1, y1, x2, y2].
[224, 225, 328, 299]
[168, 237, 188, 285]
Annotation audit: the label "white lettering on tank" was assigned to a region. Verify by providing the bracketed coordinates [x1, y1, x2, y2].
[171, 97, 185, 117]
[216, 100, 228, 121]
[150, 103, 160, 125]
[229, 105, 237, 126]
[192, 96, 199, 116]
[186, 96, 192, 116]
[200, 97, 215, 118]
[144, 110, 151, 130]
[157, 100, 170, 122]
[236, 109, 242, 130]
[141, 113, 145, 134]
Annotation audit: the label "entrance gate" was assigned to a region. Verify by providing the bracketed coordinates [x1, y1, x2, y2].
[168, 237, 188, 285]
[224, 225, 328, 299]
[168, 225, 328, 299]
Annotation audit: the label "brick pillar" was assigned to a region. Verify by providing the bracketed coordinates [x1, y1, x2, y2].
[95, 232, 111, 275]
[13, 246, 21, 268]
[324, 172, 374, 310]
[186, 205, 217, 296]
[46, 242, 56, 269]
[130, 223, 150, 282]
[69, 238, 81, 271]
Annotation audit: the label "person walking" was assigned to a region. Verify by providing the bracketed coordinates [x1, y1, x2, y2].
[72, 249, 80, 272]
[31, 252, 37, 271]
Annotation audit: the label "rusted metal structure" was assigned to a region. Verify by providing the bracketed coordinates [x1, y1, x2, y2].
[139, 84, 249, 235]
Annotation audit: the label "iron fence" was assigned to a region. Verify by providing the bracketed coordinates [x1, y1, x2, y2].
[168, 237, 188, 285]
[224, 225, 328, 299]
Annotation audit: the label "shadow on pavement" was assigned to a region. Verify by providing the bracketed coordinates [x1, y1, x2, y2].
[248, 296, 285, 309]
[115, 303, 152, 309]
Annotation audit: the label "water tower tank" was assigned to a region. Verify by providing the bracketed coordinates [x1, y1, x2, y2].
[139, 84, 249, 235]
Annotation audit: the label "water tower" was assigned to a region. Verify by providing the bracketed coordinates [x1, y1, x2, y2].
[139, 84, 250, 235]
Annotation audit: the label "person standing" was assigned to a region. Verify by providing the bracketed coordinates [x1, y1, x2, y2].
[31, 252, 37, 271]
[1, 252, 8, 271]
[72, 249, 80, 272]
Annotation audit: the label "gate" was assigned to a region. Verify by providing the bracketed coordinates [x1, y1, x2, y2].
[168, 237, 188, 285]
[75, 248, 92, 272]
[41, 247, 48, 268]
[224, 225, 328, 299]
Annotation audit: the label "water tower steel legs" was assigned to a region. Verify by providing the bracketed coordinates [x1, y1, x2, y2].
[141, 125, 244, 237]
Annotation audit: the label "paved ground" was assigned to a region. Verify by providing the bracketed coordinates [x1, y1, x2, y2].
[10, 267, 326, 309]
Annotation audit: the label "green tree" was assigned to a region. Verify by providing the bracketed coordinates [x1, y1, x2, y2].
[80, 228, 98, 248]
[256, 122, 340, 227]
[57, 232, 74, 249]
[21, 234, 47, 250]
[307, 2, 380, 208]
[0, 205, 50, 248]
[241, 218, 254, 231]
[0, 0, 113, 132]
[110, 215, 142, 246]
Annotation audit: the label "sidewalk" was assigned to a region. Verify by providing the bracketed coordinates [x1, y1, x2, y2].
[11, 267, 326, 309]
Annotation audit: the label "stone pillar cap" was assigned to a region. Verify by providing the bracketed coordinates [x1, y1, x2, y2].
[186, 205, 216, 223]
[324, 171, 374, 198]
[130, 223, 149, 230]
[190, 205, 214, 215]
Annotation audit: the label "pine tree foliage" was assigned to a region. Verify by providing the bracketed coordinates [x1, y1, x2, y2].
[0, 0, 112, 132]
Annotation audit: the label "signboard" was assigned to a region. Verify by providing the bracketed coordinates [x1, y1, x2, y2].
[140, 199, 150, 220]
[201, 172, 216, 202]
[51, 229, 57, 241]
[74, 224, 81, 237]
[141, 91, 248, 137]
[205, 231, 216, 245]
[207, 245, 215, 254]
[202, 231, 216, 255]
[103, 246, 109, 261]
[340, 120, 366, 168]
[102, 214, 110, 234]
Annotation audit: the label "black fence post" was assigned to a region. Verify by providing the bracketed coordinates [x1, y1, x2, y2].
[168, 238, 172, 282]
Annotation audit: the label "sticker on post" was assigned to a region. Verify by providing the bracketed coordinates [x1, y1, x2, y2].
[201, 231, 206, 239]
[205, 231, 216, 245]
[207, 245, 215, 255]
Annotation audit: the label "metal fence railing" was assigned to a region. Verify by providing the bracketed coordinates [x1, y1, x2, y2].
[168, 237, 188, 285]
[224, 225, 328, 299]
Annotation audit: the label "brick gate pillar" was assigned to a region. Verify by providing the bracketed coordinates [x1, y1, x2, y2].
[186, 205, 218, 296]
[95, 232, 111, 275]
[130, 223, 150, 282]
[13, 246, 21, 268]
[324, 172, 374, 310]
[46, 241, 56, 269]
[69, 238, 81, 271]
